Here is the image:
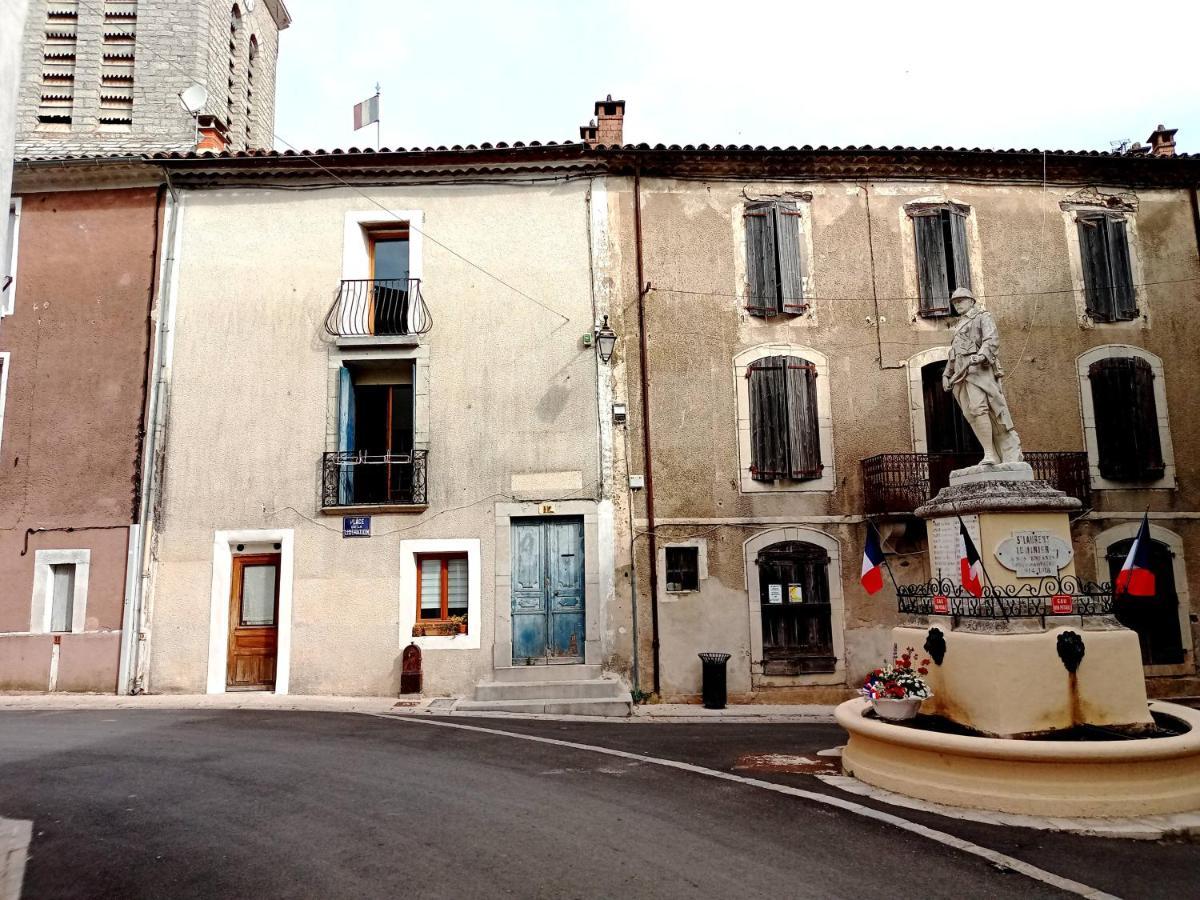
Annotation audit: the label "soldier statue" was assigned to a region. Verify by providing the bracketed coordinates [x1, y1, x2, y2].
[941, 287, 1023, 465]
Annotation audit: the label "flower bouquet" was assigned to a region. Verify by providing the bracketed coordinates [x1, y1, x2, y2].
[860, 646, 932, 721]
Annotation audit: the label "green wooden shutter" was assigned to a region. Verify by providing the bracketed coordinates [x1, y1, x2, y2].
[1089, 357, 1164, 482]
[784, 359, 823, 479]
[776, 202, 806, 314]
[913, 211, 950, 316]
[744, 203, 778, 316]
[1105, 218, 1138, 320]
[748, 356, 789, 479]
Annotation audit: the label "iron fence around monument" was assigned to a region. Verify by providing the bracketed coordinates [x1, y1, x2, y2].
[896, 575, 1114, 618]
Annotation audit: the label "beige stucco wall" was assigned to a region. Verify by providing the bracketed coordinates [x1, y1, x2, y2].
[612, 175, 1200, 701]
[147, 178, 621, 697]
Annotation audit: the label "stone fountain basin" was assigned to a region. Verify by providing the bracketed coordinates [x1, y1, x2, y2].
[836, 698, 1200, 817]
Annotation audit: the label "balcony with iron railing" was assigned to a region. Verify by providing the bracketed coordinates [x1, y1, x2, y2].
[321, 449, 428, 512]
[324, 278, 432, 346]
[861, 451, 1091, 516]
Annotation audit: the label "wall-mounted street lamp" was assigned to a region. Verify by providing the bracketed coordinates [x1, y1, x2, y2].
[594, 316, 617, 363]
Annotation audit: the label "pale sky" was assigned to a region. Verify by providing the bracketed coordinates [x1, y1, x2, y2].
[275, 0, 1200, 155]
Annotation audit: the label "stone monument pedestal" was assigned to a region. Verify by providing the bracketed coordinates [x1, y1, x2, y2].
[905, 462, 1154, 738]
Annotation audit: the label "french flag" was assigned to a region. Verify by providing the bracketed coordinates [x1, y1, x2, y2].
[861, 523, 886, 596]
[1116, 514, 1156, 597]
[958, 519, 984, 598]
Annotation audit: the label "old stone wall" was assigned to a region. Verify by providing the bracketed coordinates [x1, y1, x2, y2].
[610, 175, 1200, 701]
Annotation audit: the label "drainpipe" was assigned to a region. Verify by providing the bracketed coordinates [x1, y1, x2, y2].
[117, 171, 181, 694]
[632, 164, 662, 695]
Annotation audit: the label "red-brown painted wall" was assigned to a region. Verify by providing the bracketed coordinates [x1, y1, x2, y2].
[0, 187, 159, 689]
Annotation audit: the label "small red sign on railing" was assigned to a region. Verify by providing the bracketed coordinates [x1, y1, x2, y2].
[1051, 594, 1073, 615]
[932, 594, 950, 614]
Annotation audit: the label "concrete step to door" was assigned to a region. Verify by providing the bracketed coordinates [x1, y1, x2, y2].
[474, 678, 626, 702]
[490, 664, 602, 683]
[455, 696, 633, 717]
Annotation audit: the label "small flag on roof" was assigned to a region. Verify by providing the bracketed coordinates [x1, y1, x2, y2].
[958, 518, 984, 598]
[860, 522, 886, 596]
[1116, 513, 1156, 597]
[353, 92, 380, 131]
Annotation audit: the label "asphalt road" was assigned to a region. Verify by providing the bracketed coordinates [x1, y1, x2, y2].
[0, 710, 1195, 899]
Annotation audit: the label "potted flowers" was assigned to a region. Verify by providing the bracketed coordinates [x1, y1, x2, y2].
[860, 646, 932, 721]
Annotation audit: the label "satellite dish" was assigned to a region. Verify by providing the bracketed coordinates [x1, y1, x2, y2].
[178, 84, 208, 116]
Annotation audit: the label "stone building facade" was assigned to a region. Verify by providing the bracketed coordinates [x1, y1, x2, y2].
[16, 0, 289, 158]
[137, 146, 633, 708]
[599, 138, 1200, 703]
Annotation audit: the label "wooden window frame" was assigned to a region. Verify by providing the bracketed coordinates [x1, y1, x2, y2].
[744, 200, 806, 317]
[415, 552, 468, 622]
[368, 227, 410, 280]
[911, 204, 972, 318]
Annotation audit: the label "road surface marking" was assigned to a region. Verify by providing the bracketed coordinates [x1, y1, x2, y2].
[376, 714, 1119, 900]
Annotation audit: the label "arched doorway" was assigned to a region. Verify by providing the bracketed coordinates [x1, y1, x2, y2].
[921, 359, 982, 491]
[1105, 537, 1184, 665]
[755, 541, 835, 675]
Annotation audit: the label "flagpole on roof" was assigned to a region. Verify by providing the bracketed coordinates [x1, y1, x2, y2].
[375, 83, 381, 150]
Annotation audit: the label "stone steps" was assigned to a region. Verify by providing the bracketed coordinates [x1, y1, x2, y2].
[464, 665, 632, 716]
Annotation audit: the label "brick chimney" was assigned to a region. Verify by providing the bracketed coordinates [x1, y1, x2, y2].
[1147, 124, 1177, 158]
[580, 95, 625, 147]
[195, 115, 230, 152]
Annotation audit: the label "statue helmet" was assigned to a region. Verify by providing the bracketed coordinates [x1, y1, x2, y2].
[951, 287, 977, 303]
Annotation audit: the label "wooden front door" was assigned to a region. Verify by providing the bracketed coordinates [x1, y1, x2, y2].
[227, 554, 280, 690]
[511, 518, 585, 664]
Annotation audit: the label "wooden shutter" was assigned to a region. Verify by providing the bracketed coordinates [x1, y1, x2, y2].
[744, 203, 778, 316]
[912, 211, 950, 316]
[776, 203, 806, 314]
[1077, 216, 1111, 320]
[748, 356, 789, 479]
[1088, 357, 1164, 482]
[1105, 218, 1137, 320]
[948, 210, 972, 292]
[784, 359, 823, 479]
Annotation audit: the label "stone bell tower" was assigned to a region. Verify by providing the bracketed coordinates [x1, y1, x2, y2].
[15, 0, 291, 158]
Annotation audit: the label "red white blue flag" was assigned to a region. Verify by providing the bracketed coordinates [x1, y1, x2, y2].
[1116, 513, 1156, 597]
[353, 93, 380, 131]
[958, 519, 984, 598]
[860, 523, 886, 596]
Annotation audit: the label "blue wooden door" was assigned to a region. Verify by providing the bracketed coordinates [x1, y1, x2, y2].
[511, 517, 585, 663]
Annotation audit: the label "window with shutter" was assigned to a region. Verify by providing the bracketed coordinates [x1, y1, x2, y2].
[1088, 357, 1164, 482]
[748, 355, 823, 481]
[912, 206, 972, 318]
[1077, 214, 1137, 322]
[744, 201, 805, 316]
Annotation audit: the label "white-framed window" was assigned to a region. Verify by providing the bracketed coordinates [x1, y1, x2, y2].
[899, 197, 985, 324]
[659, 539, 708, 596]
[3, 198, 20, 316]
[399, 539, 481, 650]
[740, 198, 812, 318]
[744, 527, 846, 685]
[1094, 523, 1192, 675]
[734, 344, 834, 493]
[1077, 345, 1175, 490]
[31, 549, 91, 634]
[1062, 196, 1147, 327]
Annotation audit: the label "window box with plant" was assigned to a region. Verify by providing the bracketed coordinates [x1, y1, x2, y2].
[860, 646, 932, 721]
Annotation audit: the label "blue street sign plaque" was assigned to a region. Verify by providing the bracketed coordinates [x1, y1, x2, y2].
[343, 515, 371, 538]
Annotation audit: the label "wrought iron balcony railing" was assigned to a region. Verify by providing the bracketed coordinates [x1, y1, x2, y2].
[861, 451, 1091, 516]
[321, 449, 428, 509]
[324, 278, 432, 339]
